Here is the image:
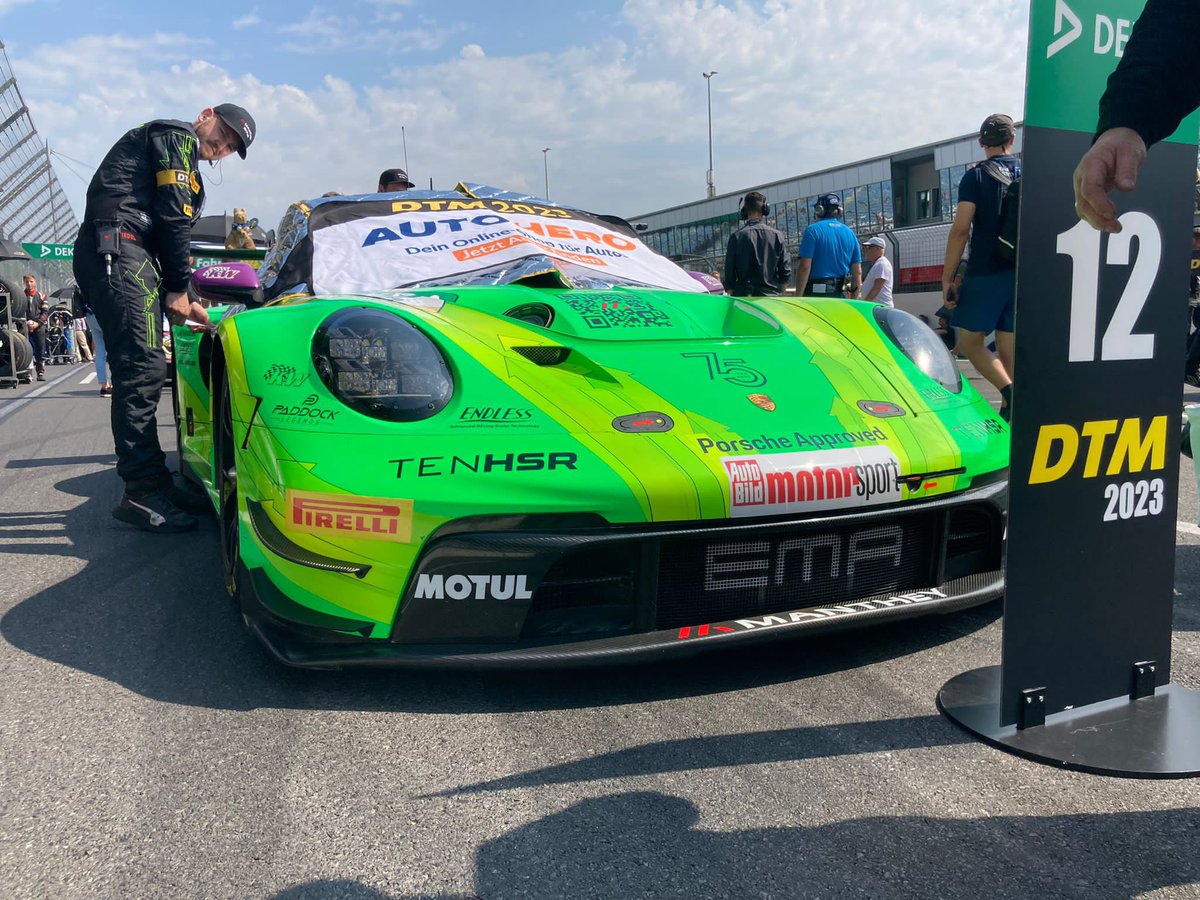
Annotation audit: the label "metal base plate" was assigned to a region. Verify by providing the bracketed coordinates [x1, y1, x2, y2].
[938, 665, 1200, 778]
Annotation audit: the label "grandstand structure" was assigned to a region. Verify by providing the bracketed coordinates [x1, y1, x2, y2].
[630, 127, 1025, 318]
[0, 39, 79, 294]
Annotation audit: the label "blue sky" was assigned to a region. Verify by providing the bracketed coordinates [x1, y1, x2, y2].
[1, 0, 1030, 231]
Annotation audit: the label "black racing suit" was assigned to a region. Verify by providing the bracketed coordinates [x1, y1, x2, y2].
[723, 219, 792, 296]
[73, 119, 204, 494]
[1096, 0, 1200, 146]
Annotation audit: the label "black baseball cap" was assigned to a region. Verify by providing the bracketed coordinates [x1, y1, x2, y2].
[979, 113, 1016, 147]
[815, 193, 842, 211]
[214, 103, 255, 158]
[378, 168, 414, 189]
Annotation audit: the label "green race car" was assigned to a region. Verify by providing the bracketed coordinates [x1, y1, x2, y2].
[174, 185, 1008, 667]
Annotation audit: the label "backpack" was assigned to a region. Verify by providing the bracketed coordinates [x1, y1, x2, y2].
[69, 287, 86, 320]
[980, 158, 1021, 266]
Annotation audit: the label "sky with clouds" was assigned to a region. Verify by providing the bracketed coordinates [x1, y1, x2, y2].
[2, 0, 1030, 231]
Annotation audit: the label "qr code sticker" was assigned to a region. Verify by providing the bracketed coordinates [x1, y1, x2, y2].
[560, 293, 672, 329]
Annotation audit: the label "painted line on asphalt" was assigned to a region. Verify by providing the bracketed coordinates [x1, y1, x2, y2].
[80, 372, 97, 384]
[0, 367, 83, 424]
[1179, 521, 1200, 537]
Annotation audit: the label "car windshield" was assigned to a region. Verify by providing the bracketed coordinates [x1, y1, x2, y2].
[258, 184, 700, 301]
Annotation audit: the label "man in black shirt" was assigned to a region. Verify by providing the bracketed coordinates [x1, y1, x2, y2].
[723, 192, 791, 296]
[1074, 0, 1200, 232]
[74, 103, 255, 533]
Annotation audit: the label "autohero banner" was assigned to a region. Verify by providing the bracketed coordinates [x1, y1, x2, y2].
[311, 199, 700, 294]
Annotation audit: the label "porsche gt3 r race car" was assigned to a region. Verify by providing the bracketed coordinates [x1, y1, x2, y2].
[174, 184, 1008, 667]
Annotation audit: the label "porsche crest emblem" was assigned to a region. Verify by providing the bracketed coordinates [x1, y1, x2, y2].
[747, 394, 776, 411]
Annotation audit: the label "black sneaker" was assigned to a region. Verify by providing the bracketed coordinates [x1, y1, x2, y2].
[1186, 374, 1200, 388]
[112, 489, 198, 533]
[163, 479, 213, 515]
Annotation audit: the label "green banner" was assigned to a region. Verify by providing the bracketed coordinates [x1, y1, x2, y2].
[1025, 0, 1200, 141]
[21, 242, 73, 260]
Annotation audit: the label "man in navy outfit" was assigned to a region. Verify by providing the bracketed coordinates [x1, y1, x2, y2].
[942, 113, 1019, 420]
[795, 194, 861, 298]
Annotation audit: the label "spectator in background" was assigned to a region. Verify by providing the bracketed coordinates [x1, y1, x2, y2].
[722, 191, 791, 296]
[796, 194, 861, 298]
[942, 113, 1019, 420]
[20, 274, 47, 381]
[71, 314, 93, 364]
[377, 168, 414, 192]
[1184, 227, 1200, 385]
[858, 236, 893, 306]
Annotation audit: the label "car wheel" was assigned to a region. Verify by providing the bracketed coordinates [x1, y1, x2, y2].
[215, 376, 241, 600]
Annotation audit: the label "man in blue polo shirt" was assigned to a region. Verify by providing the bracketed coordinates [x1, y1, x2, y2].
[942, 113, 1019, 420]
[795, 194, 861, 297]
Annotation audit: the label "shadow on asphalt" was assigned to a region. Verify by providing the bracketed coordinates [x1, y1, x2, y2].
[2, 470, 1000, 714]
[425, 712, 970, 797]
[267, 795, 1200, 900]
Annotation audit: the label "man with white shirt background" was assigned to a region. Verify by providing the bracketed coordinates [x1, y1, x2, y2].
[857, 235, 893, 306]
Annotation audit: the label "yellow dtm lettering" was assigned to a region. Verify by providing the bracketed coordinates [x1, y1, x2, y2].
[1029, 416, 1167, 485]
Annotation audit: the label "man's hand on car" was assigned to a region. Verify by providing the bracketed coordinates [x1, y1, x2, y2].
[164, 290, 213, 332]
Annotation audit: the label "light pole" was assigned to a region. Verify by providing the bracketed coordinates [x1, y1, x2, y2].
[703, 71, 718, 199]
[542, 147, 551, 200]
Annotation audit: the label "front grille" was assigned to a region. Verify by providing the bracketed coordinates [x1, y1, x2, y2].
[655, 513, 938, 630]
[521, 543, 638, 639]
[944, 507, 1002, 581]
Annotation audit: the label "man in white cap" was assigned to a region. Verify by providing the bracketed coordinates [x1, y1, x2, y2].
[858, 235, 893, 306]
[73, 103, 256, 533]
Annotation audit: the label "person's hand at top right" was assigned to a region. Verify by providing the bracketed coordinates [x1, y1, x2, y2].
[1073, 126, 1147, 233]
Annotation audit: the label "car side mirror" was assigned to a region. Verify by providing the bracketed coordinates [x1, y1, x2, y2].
[191, 262, 263, 308]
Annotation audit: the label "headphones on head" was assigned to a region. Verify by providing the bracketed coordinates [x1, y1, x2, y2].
[739, 193, 770, 220]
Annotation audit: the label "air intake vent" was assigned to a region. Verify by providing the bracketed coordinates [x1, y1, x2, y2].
[513, 345, 571, 366]
[505, 303, 555, 328]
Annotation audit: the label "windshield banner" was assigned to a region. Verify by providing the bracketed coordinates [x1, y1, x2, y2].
[309, 197, 700, 294]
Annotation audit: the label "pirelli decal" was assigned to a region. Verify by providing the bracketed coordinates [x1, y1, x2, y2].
[285, 489, 413, 542]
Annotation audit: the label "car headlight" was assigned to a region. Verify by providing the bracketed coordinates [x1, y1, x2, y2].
[312, 308, 453, 421]
[872, 306, 962, 394]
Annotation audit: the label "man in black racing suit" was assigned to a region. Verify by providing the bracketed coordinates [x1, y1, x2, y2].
[74, 103, 255, 533]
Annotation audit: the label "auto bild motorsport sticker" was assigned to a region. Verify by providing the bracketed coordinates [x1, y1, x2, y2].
[286, 490, 413, 542]
[722, 445, 903, 516]
[674, 588, 948, 639]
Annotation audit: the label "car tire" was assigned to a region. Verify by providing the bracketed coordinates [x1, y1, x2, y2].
[215, 375, 242, 601]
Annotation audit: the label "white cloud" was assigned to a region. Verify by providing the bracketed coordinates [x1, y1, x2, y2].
[233, 13, 262, 29]
[10, 1, 1033, 232]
